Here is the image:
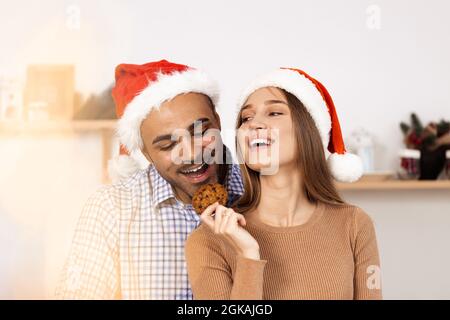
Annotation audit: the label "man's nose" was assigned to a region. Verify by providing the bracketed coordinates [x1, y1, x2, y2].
[179, 134, 215, 163]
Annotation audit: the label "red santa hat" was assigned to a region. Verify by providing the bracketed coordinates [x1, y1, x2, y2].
[237, 67, 363, 183]
[109, 59, 219, 183]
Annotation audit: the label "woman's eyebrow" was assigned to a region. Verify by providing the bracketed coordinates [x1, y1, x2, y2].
[242, 99, 288, 111]
[265, 99, 288, 105]
[241, 104, 252, 111]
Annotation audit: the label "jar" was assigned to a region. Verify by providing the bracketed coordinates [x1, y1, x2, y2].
[398, 149, 421, 180]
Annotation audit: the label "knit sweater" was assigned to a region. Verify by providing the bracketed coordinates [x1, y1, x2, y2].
[185, 201, 382, 300]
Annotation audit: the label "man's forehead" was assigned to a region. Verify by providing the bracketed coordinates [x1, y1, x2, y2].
[148, 106, 212, 129]
[142, 96, 216, 138]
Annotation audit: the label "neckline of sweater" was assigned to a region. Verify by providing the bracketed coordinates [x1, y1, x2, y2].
[244, 201, 325, 234]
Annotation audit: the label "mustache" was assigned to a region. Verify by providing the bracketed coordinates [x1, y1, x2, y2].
[176, 148, 218, 171]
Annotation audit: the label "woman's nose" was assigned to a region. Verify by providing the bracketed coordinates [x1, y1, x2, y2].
[248, 117, 267, 130]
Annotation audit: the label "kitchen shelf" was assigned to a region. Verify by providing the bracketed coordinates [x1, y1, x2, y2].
[336, 180, 450, 190]
[2, 121, 449, 189]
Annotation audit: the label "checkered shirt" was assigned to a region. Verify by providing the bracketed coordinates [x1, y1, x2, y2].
[56, 163, 243, 299]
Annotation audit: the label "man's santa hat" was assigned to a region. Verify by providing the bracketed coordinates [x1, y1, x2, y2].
[109, 59, 219, 183]
[238, 67, 363, 183]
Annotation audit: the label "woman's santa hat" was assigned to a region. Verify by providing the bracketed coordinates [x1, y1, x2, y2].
[238, 67, 363, 183]
[109, 59, 219, 183]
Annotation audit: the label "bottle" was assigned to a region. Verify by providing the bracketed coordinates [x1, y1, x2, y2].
[348, 127, 375, 173]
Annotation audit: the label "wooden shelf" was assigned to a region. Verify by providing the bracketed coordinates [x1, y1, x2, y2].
[336, 180, 450, 190]
[2, 121, 449, 189]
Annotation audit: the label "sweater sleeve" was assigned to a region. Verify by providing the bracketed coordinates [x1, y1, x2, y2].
[351, 208, 383, 300]
[185, 224, 267, 300]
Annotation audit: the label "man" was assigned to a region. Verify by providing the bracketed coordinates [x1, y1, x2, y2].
[56, 60, 243, 299]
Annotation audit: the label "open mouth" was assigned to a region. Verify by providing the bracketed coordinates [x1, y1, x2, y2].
[180, 162, 209, 174]
[248, 138, 274, 149]
[179, 162, 212, 183]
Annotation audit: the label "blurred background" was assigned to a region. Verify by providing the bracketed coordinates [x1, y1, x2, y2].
[0, 0, 449, 299]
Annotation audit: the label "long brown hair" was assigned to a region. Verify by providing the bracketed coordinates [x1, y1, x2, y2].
[234, 88, 347, 214]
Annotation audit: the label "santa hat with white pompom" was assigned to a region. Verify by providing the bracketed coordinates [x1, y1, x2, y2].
[237, 67, 363, 183]
[109, 59, 219, 183]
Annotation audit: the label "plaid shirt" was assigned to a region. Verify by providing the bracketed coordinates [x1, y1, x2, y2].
[56, 163, 243, 300]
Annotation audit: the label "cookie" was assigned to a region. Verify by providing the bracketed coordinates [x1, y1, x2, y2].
[192, 183, 228, 214]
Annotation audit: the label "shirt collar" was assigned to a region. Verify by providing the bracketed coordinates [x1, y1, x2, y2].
[225, 163, 244, 205]
[148, 164, 176, 205]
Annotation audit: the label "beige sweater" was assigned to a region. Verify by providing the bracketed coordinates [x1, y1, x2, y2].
[185, 201, 382, 300]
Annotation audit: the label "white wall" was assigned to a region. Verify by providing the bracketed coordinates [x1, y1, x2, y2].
[1, 0, 450, 299]
[342, 190, 450, 299]
[0, 134, 103, 299]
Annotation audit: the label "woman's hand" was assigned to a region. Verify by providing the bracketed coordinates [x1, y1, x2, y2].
[200, 202, 260, 260]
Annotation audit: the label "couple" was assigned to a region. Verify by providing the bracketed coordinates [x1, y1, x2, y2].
[56, 59, 381, 300]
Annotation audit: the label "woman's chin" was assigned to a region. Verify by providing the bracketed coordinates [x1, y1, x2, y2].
[245, 161, 278, 174]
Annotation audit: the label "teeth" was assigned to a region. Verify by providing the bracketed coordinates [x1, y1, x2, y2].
[181, 163, 206, 174]
[249, 138, 272, 147]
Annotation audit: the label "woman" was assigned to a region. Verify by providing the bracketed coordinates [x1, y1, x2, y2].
[185, 67, 382, 300]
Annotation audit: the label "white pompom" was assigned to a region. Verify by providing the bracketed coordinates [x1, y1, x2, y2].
[107, 155, 141, 184]
[327, 152, 363, 183]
